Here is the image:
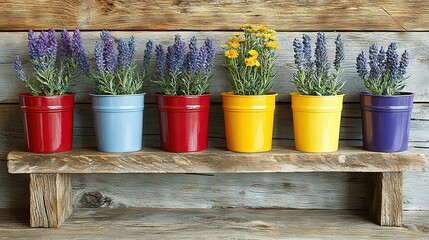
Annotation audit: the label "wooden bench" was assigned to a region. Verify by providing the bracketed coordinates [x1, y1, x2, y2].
[7, 147, 426, 228]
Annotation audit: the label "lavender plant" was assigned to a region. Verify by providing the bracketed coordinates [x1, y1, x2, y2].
[14, 28, 88, 96]
[154, 35, 215, 95]
[86, 31, 153, 95]
[292, 32, 345, 96]
[356, 43, 409, 95]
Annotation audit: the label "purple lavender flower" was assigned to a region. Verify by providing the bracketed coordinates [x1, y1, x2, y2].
[377, 46, 386, 73]
[356, 51, 368, 79]
[72, 29, 90, 75]
[144, 40, 153, 65]
[398, 50, 409, 77]
[293, 38, 305, 71]
[204, 38, 215, 71]
[28, 30, 38, 60]
[94, 40, 105, 72]
[369, 44, 381, 81]
[37, 31, 49, 60]
[100, 31, 116, 74]
[155, 44, 166, 80]
[302, 34, 312, 68]
[369, 44, 378, 62]
[197, 45, 208, 73]
[387, 43, 399, 80]
[315, 32, 328, 75]
[117, 39, 131, 69]
[333, 34, 344, 71]
[185, 36, 198, 73]
[47, 28, 57, 60]
[166, 35, 186, 76]
[72, 29, 84, 55]
[14, 55, 26, 81]
[61, 28, 72, 58]
[129, 36, 136, 62]
[100, 30, 111, 42]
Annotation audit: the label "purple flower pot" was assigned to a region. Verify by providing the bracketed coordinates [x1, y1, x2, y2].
[360, 91, 414, 152]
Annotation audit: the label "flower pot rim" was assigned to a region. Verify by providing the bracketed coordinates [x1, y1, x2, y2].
[221, 91, 278, 97]
[90, 93, 146, 97]
[155, 92, 211, 98]
[359, 91, 414, 97]
[18, 93, 76, 98]
[290, 92, 345, 98]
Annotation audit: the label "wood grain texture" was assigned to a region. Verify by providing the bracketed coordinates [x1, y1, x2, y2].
[7, 147, 426, 174]
[29, 173, 72, 227]
[1, 32, 429, 103]
[72, 172, 367, 210]
[1, 0, 429, 31]
[1, 208, 428, 239]
[368, 172, 404, 226]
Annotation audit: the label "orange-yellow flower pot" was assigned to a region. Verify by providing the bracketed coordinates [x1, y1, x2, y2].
[290, 92, 344, 153]
[222, 92, 277, 152]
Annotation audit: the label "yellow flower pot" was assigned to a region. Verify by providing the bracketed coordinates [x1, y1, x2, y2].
[222, 92, 277, 152]
[290, 92, 344, 153]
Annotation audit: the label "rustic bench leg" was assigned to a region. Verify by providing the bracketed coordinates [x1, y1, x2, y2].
[29, 173, 73, 227]
[367, 172, 403, 226]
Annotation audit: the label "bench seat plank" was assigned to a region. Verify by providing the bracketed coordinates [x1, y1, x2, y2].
[7, 147, 426, 174]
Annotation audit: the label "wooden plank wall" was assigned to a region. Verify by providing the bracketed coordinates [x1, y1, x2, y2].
[0, 0, 428, 211]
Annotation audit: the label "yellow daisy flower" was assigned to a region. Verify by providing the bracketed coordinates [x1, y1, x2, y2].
[245, 57, 260, 67]
[269, 35, 279, 41]
[241, 23, 251, 30]
[268, 29, 276, 34]
[225, 49, 239, 59]
[259, 25, 268, 33]
[248, 49, 259, 58]
[265, 41, 280, 50]
[263, 33, 278, 41]
[230, 42, 240, 49]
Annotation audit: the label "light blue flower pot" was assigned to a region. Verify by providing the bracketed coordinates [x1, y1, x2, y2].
[90, 93, 145, 152]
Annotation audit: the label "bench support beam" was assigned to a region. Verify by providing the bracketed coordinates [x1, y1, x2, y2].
[368, 172, 403, 226]
[29, 173, 73, 228]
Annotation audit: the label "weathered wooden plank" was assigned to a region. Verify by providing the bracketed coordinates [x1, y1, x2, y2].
[73, 172, 367, 210]
[1, 208, 428, 238]
[1, 31, 429, 103]
[368, 172, 404, 226]
[7, 147, 426, 174]
[1, 103, 428, 160]
[29, 173, 72, 227]
[0, 1, 428, 31]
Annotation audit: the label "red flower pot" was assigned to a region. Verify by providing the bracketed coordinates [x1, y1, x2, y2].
[19, 93, 75, 153]
[155, 93, 210, 152]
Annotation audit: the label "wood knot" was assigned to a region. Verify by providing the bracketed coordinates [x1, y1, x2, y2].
[78, 191, 112, 208]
